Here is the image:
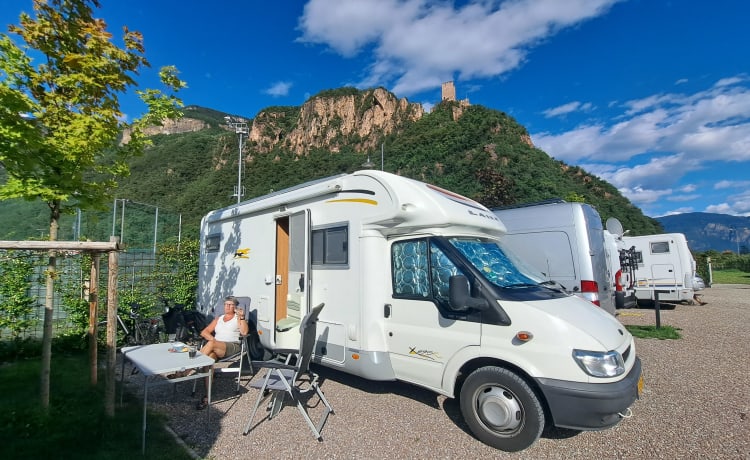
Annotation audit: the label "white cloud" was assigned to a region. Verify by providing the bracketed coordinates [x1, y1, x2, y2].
[532, 76, 750, 165]
[715, 179, 750, 189]
[298, 0, 623, 94]
[264, 81, 293, 97]
[542, 101, 593, 118]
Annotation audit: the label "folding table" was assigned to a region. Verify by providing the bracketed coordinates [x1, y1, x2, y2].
[121, 343, 214, 453]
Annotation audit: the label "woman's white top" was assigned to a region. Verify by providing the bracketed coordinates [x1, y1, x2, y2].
[214, 314, 240, 342]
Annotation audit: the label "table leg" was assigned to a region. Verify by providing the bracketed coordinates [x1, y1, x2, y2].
[208, 366, 213, 423]
[142, 377, 148, 454]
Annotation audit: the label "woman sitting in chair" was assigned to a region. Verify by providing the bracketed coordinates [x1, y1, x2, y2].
[200, 296, 249, 360]
[195, 296, 250, 410]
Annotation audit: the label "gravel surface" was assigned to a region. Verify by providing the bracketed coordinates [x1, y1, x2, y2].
[122, 284, 749, 459]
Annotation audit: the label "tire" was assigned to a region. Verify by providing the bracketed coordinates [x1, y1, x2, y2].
[459, 366, 545, 452]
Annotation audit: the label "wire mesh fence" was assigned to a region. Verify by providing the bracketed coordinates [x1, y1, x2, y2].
[0, 248, 188, 341]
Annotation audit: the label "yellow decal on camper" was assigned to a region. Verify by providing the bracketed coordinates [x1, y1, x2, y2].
[234, 248, 250, 259]
[325, 198, 378, 205]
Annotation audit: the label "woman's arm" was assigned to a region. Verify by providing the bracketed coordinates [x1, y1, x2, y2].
[200, 318, 218, 342]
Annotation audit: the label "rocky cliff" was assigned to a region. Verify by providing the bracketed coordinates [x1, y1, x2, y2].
[120, 117, 209, 144]
[248, 87, 424, 155]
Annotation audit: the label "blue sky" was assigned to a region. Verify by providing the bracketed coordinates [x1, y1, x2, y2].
[3, 0, 749, 218]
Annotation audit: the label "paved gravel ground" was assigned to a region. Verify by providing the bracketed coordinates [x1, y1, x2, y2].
[123, 284, 749, 459]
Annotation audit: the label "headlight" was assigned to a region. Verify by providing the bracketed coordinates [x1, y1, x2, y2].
[572, 349, 625, 377]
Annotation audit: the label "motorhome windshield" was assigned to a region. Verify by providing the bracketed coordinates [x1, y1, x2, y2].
[448, 237, 543, 288]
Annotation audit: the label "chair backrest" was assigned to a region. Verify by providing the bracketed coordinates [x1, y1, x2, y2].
[296, 303, 324, 374]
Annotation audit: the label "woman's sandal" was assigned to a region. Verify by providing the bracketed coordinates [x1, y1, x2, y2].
[196, 396, 208, 410]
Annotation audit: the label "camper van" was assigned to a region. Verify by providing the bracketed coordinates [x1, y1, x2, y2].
[623, 233, 697, 304]
[491, 201, 616, 315]
[198, 171, 642, 452]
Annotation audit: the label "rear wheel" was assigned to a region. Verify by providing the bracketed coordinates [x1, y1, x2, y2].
[459, 366, 545, 452]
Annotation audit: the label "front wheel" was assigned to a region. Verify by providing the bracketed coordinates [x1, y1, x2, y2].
[459, 366, 545, 452]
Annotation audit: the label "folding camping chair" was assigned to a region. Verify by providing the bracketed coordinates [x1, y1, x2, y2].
[242, 303, 334, 441]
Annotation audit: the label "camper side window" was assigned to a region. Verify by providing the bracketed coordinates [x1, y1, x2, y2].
[312, 225, 348, 266]
[205, 234, 221, 252]
[650, 241, 670, 254]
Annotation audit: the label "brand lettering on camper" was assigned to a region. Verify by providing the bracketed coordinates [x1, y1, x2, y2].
[468, 209, 500, 221]
[234, 248, 250, 259]
[409, 346, 441, 360]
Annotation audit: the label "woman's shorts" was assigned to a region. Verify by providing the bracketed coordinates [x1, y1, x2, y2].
[223, 341, 241, 357]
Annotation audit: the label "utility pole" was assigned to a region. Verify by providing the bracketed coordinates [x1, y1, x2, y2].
[225, 116, 248, 204]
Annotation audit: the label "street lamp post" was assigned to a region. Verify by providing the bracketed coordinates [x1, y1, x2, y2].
[225, 116, 248, 205]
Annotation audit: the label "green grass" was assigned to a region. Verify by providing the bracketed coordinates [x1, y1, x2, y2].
[711, 269, 750, 284]
[625, 325, 682, 340]
[0, 353, 192, 460]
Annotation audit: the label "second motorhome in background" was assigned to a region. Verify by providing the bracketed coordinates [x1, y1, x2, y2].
[491, 200, 616, 315]
[623, 232, 697, 304]
[198, 171, 641, 452]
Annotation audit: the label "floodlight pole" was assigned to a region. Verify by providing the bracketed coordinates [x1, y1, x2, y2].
[225, 116, 248, 205]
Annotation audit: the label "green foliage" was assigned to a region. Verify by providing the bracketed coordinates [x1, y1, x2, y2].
[0, 353, 192, 458]
[153, 238, 200, 308]
[0, 250, 37, 340]
[57, 253, 91, 337]
[625, 325, 682, 340]
[311, 86, 362, 99]
[710, 269, 750, 284]
[565, 191, 586, 203]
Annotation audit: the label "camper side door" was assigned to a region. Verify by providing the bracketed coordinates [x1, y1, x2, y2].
[386, 238, 480, 390]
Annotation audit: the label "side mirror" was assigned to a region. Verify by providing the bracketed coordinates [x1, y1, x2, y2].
[449, 275, 488, 311]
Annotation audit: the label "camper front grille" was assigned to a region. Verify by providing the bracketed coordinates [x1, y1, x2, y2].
[622, 345, 631, 363]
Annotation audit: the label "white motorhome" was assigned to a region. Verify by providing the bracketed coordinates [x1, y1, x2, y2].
[623, 233, 697, 304]
[491, 201, 616, 315]
[198, 171, 641, 452]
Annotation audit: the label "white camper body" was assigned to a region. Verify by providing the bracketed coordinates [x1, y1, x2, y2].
[198, 171, 641, 452]
[491, 201, 616, 315]
[623, 233, 696, 303]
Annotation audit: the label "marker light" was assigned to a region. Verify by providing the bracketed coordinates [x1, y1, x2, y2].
[515, 331, 533, 342]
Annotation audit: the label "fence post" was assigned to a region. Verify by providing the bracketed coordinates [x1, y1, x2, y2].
[105, 237, 119, 417]
[654, 290, 662, 329]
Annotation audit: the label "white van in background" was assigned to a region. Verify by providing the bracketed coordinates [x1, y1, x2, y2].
[623, 233, 697, 304]
[198, 172, 641, 452]
[492, 200, 616, 315]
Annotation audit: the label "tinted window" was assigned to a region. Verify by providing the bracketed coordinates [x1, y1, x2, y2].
[312, 225, 348, 265]
[650, 241, 670, 254]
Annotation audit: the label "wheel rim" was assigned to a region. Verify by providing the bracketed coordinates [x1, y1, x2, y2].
[475, 385, 523, 433]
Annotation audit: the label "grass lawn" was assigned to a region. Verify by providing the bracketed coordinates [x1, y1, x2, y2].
[0, 352, 192, 460]
[711, 269, 750, 284]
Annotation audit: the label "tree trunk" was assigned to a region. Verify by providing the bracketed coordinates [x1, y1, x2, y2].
[40, 203, 60, 410]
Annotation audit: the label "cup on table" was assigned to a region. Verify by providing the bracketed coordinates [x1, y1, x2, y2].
[188, 346, 196, 358]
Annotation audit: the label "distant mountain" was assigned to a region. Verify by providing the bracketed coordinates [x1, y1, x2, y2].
[0, 88, 662, 247]
[656, 212, 750, 253]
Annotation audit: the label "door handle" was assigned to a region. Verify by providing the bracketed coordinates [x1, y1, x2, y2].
[384, 303, 391, 318]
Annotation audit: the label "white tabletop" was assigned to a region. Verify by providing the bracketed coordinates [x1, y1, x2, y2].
[122, 342, 215, 376]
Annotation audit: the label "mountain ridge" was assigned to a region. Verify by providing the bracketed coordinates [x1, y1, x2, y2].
[0, 87, 662, 247]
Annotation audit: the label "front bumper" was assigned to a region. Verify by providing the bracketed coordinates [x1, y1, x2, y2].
[536, 357, 642, 430]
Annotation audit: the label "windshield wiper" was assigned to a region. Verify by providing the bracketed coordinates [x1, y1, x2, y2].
[539, 280, 568, 293]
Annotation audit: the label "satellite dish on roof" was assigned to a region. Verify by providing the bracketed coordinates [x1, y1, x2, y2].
[606, 217, 625, 237]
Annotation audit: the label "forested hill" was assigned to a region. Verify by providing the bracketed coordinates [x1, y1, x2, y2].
[0, 87, 661, 248]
